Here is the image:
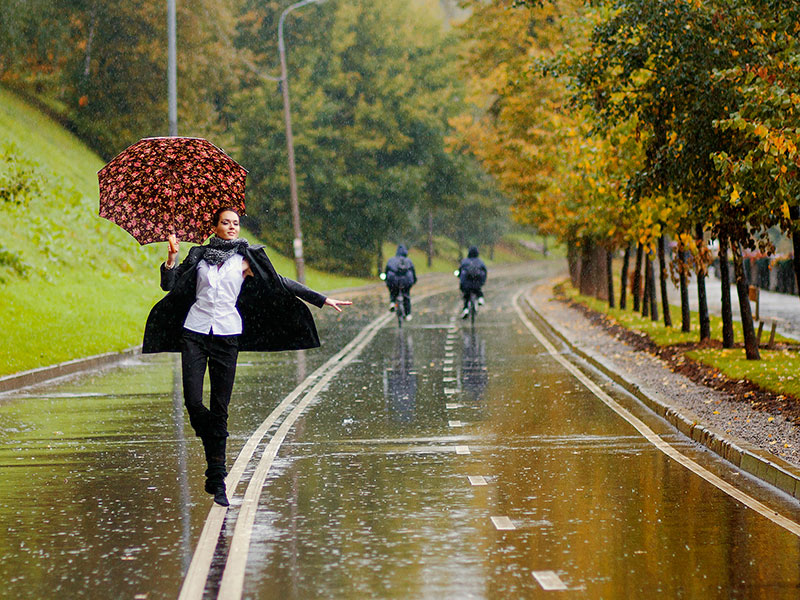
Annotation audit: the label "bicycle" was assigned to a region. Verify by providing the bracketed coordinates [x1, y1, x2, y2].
[467, 290, 478, 325]
[395, 288, 408, 328]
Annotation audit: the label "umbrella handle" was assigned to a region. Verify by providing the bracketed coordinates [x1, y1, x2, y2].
[168, 234, 179, 254]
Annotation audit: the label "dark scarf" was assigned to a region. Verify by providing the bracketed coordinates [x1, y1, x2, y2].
[203, 236, 249, 266]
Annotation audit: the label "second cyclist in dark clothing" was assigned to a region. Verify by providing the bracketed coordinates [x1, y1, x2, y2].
[457, 245, 487, 318]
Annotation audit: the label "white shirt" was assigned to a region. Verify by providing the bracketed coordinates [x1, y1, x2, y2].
[183, 254, 245, 335]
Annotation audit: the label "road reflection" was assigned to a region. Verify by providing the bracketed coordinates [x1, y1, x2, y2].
[461, 330, 487, 404]
[383, 330, 417, 424]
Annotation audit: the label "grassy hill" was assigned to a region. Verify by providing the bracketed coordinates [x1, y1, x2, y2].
[0, 87, 367, 376]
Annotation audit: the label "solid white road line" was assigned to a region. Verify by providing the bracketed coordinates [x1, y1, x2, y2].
[456, 445, 471, 455]
[532, 571, 568, 591]
[468, 475, 487, 486]
[448, 420, 463, 428]
[177, 310, 396, 600]
[216, 311, 393, 599]
[514, 290, 800, 538]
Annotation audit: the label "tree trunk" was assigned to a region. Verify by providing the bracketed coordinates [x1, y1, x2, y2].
[426, 211, 434, 268]
[679, 257, 690, 332]
[642, 255, 651, 318]
[567, 243, 580, 288]
[718, 235, 735, 348]
[579, 241, 595, 296]
[632, 243, 644, 312]
[648, 254, 658, 321]
[657, 235, 672, 327]
[730, 242, 760, 360]
[592, 244, 608, 301]
[606, 248, 615, 308]
[83, 9, 97, 79]
[696, 224, 711, 341]
[376, 240, 384, 277]
[649, 260, 658, 321]
[620, 243, 631, 310]
[790, 207, 800, 297]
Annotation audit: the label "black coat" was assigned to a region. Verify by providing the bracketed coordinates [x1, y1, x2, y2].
[458, 256, 487, 289]
[142, 245, 326, 353]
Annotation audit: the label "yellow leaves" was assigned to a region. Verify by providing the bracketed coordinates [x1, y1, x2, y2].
[730, 187, 740, 202]
[782, 202, 791, 219]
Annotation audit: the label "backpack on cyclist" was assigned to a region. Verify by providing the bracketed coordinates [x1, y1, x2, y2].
[463, 260, 484, 283]
[395, 257, 412, 278]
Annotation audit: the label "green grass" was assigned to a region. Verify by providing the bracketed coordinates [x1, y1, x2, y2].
[382, 234, 544, 277]
[687, 347, 800, 399]
[561, 281, 800, 399]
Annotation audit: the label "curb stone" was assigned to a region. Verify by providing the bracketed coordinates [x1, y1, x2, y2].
[0, 346, 142, 394]
[522, 287, 800, 502]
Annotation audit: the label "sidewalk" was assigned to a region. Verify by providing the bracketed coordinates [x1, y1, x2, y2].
[526, 278, 800, 500]
[674, 274, 800, 341]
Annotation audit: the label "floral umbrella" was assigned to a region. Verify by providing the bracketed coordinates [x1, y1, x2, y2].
[98, 137, 247, 245]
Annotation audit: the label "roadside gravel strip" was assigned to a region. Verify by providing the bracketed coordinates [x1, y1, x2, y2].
[525, 279, 800, 500]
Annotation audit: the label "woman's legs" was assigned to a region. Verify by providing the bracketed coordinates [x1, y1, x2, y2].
[181, 330, 239, 506]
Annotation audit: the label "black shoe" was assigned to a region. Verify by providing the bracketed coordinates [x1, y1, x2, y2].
[205, 480, 229, 507]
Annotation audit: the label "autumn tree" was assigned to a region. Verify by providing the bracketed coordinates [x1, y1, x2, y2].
[233, 0, 475, 276]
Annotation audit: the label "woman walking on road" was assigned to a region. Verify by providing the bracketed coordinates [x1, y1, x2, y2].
[142, 208, 351, 507]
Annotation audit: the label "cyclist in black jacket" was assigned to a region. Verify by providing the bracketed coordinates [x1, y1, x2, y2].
[383, 244, 417, 320]
[457, 246, 487, 319]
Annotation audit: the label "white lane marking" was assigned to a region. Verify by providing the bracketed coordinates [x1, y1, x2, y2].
[445, 403, 461, 410]
[178, 338, 362, 600]
[443, 359, 454, 365]
[456, 445, 471, 455]
[468, 475, 487, 486]
[444, 388, 457, 395]
[491, 516, 516, 530]
[179, 306, 397, 600]
[514, 290, 800, 538]
[443, 377, 457, 382]
[532, 571, 568, 591]
[217, 311, 393, 599]
[448, 420, 463, 428]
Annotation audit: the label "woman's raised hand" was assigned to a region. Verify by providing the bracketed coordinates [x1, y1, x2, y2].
[324, 298, 353, 313]
[166, 234, 180, 268]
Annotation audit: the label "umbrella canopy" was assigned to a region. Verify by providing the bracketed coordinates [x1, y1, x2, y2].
[98, 136, 247, 245]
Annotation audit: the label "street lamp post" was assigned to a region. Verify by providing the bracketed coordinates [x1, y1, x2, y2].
[167, 0, 178, 136]
[278, 0, 321, 284]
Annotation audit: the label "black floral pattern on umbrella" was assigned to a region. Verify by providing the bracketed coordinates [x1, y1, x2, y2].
[98, 137, 247, 245]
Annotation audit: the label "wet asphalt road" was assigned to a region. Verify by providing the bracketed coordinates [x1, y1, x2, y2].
[2, 261, 800, 599]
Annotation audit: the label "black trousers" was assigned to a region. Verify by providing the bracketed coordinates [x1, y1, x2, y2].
[460, 285, 484, 309]
[180, 329, 239, 438]
[387, 283, 412, 315]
